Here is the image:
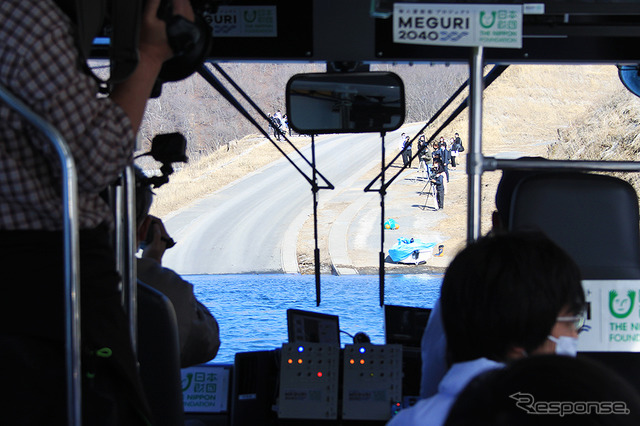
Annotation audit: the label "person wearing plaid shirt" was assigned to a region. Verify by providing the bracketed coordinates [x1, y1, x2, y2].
[0, 0, 194, 424]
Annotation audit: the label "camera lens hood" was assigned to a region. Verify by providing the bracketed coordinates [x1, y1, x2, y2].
[158, 15, 213, 83]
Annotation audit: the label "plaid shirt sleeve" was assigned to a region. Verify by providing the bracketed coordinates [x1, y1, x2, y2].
[0, 0, 137, 229]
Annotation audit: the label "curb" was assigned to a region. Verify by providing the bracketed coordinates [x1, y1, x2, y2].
[328, 192, 377, 275]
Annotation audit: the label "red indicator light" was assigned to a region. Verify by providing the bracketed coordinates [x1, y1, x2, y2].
[317, 372, 323, 378]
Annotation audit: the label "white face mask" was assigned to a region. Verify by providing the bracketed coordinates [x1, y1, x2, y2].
[548, 335, 578, 357]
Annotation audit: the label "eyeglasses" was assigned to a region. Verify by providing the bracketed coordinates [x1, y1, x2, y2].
[557, 315, 586, 332]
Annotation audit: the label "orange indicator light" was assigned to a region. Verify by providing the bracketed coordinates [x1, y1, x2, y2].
[288, 359, 293, 364]
[360, 359, 365, 365]
[349, 359, 355, 364]
[298, 359, 303, 364]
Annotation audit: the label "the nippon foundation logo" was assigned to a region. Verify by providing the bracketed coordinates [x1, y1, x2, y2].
[510, 392, 631, 416]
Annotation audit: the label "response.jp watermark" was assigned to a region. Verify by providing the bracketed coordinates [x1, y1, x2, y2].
[510, 392, 630, 416]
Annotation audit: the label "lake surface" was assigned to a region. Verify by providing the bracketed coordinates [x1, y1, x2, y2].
[188, 273, 443, 364]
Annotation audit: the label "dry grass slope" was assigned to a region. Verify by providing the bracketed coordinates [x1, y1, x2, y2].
[549, 86, 640, 191]
[148, 135, 311, 218]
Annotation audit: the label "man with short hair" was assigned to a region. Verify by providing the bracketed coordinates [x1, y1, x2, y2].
[400, 133, 412, 167]
[438, 140, 451, 182]
[419, 159, 548, 400]
[454, 132, 463, 151]
[388, 232, 586, 426]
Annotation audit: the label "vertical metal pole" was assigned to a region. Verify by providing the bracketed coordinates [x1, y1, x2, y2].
[116, 182, 125, 305]
[467, 46, 485, 243]
[62, 146, 81, 426]
[312, 135, 321, 306]
[379, 132, 386, 307]
[123, 165, 139, 349]
[116, 166, 138, 350]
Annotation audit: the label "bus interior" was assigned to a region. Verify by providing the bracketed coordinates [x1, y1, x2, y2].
[3, 0, 640, 425]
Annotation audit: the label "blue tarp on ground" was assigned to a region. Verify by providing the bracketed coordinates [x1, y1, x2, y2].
[388, 237, 436, 263]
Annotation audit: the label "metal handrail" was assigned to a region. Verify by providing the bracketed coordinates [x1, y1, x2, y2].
[467, 46, 485, 244]
[115, 165, 138, 350]
[0, 84, 81, 425]
[486, 158, 640, 173]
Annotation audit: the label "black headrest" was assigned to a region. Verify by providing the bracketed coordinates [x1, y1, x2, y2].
[509, 172, 640, 280]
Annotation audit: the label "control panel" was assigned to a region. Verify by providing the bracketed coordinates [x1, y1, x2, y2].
[342, 343, 403, 421]
[278, 342, 340, 420]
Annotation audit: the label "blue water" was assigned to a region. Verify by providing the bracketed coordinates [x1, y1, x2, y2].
[188, 273, 443, 364]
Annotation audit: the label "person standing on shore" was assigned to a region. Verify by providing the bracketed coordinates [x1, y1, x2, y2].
[450, 137, 458, 168]
[400, 133, 412, 168]
[417, 134, 431, 177]
[438, 139, 451, 183]
[454, 132, 464, 152]
[431, 159, 446, 210]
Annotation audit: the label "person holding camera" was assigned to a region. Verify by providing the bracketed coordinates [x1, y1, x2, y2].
[431, 158, 446, 210]
[1, 0, 195, 423]
[417, 134, 432, 177]
[135, 167, 220, 368]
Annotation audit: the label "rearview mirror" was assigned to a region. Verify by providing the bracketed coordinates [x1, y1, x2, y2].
[286, 72, 405, 134]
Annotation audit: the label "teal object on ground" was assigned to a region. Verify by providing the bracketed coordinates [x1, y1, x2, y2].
[389, 237, 436, 262]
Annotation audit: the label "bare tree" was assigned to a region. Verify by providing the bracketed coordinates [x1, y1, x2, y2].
[137, 63, 467, 159]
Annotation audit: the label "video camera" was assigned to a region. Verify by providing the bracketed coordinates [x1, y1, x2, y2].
[134, 132, 184, 251]
[152, 0, 217, 84]
[58, 0, 218, 88]
[141, 217, 176, 250]
[135, 132, 188, 189]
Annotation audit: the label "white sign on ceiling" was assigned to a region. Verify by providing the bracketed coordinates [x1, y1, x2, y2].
[203, 5, 277, 38]
[393, 3, 522, 48]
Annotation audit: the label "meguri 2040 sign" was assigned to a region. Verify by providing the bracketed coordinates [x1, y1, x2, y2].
[393, 3, 522, 48]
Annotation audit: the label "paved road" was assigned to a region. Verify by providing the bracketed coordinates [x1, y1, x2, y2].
[162, 129, 420, 274]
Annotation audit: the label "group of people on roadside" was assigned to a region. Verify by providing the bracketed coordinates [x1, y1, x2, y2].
[268, 109, 291, 140]
[404, 132, 464, 210]
[429, 133, 464, 178]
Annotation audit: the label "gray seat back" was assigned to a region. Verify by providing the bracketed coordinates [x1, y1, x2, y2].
[510, 172, 640, 279]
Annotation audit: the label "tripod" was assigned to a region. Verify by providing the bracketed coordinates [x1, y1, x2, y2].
[421, 179, 438, 210]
